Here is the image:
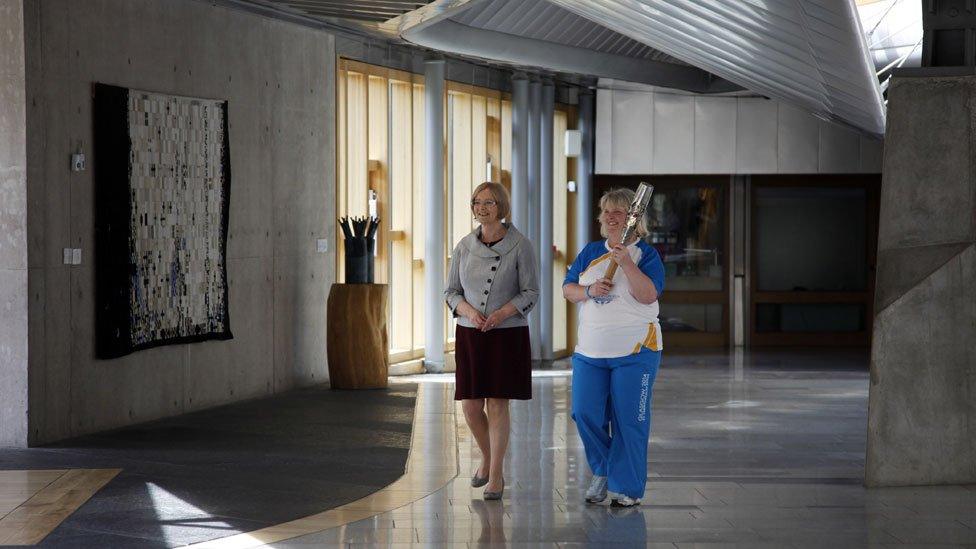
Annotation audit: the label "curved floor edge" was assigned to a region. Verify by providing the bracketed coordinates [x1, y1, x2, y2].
[186, 382, 459, 549]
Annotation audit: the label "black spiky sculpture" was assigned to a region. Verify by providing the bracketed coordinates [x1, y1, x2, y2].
[338, 216, 379, 283]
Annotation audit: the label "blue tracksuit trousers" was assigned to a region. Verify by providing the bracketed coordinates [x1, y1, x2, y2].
[571, 348, 661, 499]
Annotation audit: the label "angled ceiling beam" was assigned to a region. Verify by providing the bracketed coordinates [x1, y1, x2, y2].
[280, 0, 423, 12]
[400, 17, 742, 93]
[374, 0, 484, 35]
[280, 0, 426, 5]
[296, 9, 391, 21]
[544, 0, 885, 136]
[212, 0, 364, 31]
[293, 6, 406, 18]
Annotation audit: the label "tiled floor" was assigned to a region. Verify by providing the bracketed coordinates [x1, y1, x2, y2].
[269, 349, 976, 548]
[6, 349, 976, 547]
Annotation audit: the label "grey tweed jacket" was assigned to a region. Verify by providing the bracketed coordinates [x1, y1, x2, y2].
[445, 224, 540, 329]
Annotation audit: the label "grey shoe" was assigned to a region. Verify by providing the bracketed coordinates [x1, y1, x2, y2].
[471, 473, 489, 488]
[483, 480, 504, 500]
[585, 475, 608, 503]
[610, 494, 641, 507]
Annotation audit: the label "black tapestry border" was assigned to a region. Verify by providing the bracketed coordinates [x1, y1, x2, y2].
[93, 83, 233, 359]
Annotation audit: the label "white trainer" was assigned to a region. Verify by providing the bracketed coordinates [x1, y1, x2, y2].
[610, 494, 641, 507]
[584, 475, 608, 503]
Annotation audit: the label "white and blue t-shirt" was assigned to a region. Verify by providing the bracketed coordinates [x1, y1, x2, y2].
[563, 239, 665, 358]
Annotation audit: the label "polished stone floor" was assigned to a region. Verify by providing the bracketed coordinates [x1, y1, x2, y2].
[6, 349, 976, 547]
[271, 349, 976, 548]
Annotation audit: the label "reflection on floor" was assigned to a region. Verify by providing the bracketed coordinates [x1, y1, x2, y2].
[4, 349, 976, 547]
[272, 349, 976, 548]
[187, 384, 456, 548]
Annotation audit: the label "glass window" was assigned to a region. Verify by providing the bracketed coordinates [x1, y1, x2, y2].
[338, 61, 572, 360]
[756, 304, 865, 333]
[755, 187, 867, 292]
[448, 91, 475, 254]
[389, 81, 413, 354]
[552, 110, 569, 353]
[659, 304, 723, 333]
[644, 186, 724, 291]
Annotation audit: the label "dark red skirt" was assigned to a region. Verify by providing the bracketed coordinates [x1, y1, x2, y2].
[454, 325, 532, 400]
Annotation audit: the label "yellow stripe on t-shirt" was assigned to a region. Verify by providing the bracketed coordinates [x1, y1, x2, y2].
[632, 323, 661, 354]
[579, 252, 612, 280]
[646, 323, 658, 351]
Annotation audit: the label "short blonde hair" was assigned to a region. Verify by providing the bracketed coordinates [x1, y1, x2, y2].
[598, 187, 649, 239]
[471, 182, 511, 221]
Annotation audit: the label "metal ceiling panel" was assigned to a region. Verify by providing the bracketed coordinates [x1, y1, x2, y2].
[396, 0, 742, 93]
[652, 93, 694, 173]
[858, 134, 883, 173]
[400, 17, 741, 93]
[777, 101, 821, 173]
[258, 0, 434, 22]
[545, 0, 886, 136]
[694, 97, 737, 173]
[451, 0, 684, 65]
[610, 90, 654, 174]
[735, 97, 778, 173]
[820, 118, 861, 172]
[595, 89, 614, 173]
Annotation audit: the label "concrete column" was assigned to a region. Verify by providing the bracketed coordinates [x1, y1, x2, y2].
[528, 80, 541, 259]
[423, 59, 446, 373]
[0, 0, 29, 447]
[510, 75, 529, 232]
[576, 90, 595, 253]
[866, 75, 976, 486]
[539, 82, 555, 361]
[527, 79, 542, 360]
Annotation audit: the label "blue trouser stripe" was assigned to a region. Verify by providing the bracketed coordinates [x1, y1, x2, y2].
[571, 348, 661, 499]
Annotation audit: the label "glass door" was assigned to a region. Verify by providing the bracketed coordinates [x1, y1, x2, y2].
[593, 176, 730, 347]
[749, 175, 880, 346]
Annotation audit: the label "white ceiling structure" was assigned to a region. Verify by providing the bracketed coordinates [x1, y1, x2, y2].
[543, 0, 886, 135]
[390, 0, 887, 136]
[451, 0, 686, 65]
[230, 0, 893, 136]
[391, 0, 743, 94]
[858, 0, 923, 71]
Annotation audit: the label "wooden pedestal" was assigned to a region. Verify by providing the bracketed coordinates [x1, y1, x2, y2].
[326, 283, 389, 389]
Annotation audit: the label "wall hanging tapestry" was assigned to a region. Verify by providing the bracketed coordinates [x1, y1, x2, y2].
[94, 83, 232, 359]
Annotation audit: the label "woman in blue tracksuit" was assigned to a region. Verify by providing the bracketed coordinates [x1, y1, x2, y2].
[562, 187, 665, 507]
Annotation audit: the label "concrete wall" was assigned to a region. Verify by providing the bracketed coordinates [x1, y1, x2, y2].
[867, 75, 976, 486]
[24, 0, 336, 444]
[0, 0, 29, 447]
[595, 82, 884, 175]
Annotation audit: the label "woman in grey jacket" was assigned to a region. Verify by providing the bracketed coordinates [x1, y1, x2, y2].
[445, 181, 539, 500]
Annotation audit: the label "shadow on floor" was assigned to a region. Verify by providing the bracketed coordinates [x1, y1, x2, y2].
[0, 383, 417, 547]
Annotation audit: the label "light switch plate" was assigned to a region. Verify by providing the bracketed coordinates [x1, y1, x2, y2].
[72, 248, 82, 265]
[316, 239, 328, 253]
[63, 248, 73, 265]
[71, 153, 86, 172]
